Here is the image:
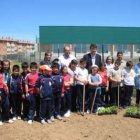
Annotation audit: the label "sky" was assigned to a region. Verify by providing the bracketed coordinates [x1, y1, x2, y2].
[0, 0, 140, 41]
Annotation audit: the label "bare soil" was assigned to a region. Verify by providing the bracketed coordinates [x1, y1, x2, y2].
[0, 109, 140, 140]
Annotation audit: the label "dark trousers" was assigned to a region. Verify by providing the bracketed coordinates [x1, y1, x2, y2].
[71, 86, 77, 112]
[100, 86, 109, 105]
[53, 92, 61, 116]
[136, 89, 140, 105]
[10, 94, 22, 117]
[40, 99, 52, 120]
[76, 85, 85, 112]
[88, 88, 102, 112]
[123, 85, 134, 106]
[35, 94, 40, 118]
[110, 87, 122, 106]
[0, 95, 10, 121]
[61, 89, 71, 114]
[22, 96, 30, 118]
[27, 94, 36, 120]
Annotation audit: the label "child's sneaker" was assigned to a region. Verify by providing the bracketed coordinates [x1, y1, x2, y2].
[28, 120, 33, 124]
[13, 117, 17, 121]
[8, 119, 14, 124]
[17, 116, 21, 120]
[0, 121, 3, 126]
[56, 115, 62, 120]
[50, 116, 55, 122]
[86, 109, 90, 114]
[47, 119, 52, 124]
[64, 110, 71, 118]
[41, 119, 46, 125]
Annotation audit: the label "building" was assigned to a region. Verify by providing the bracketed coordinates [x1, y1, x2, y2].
[0, 37, 36, 60]
[39, 26, 140, 60]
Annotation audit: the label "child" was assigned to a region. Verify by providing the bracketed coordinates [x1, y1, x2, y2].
[2, 59, 11, 85]
[134, 57, 140, 105]
[51, 63, 63, 120]
[109, 60, 123, 106]
[20, 62, 30, 120]
[88, 65, 102, 113]
[36, 65, 53, 124]
[68, 59, 78, 112]
[61, 66, 73, 117]
[7, 65, 22, 121]
[0, 60, 13, 124]
[98, 63, 109, 105]
[25, 62, 39, 124]
[75, 58, 88, 113]
[122, 61, 135, 107]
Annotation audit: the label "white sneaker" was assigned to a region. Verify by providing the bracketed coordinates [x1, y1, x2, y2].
[64, 110, 71, 118]
[56, 115, 62, 120]
[0, 121, 3, 126]
[50, 116, 55, 122]
[8, 119, 14, 124]
[41, 119, 46, 125]
[47, 119, 52, 124]
[13, 117, 17, 121]
[17, 116, 21, 120]
[86, 109, 90, 114]
[28, 120, 33, 124]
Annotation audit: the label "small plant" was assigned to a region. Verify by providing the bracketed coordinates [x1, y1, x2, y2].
[124, 105, 140, 118]
[98, 106, 118, 115]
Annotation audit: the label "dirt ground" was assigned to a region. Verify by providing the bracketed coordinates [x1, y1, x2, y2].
[0, 109, 140, 140]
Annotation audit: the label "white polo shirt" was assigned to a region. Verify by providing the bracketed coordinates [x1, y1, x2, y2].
[59, 54, 76, 67]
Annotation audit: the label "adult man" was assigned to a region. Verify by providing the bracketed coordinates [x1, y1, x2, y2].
[116, 52, 126, 70]
[59, 45, 76, 67]
[83, 44, 102, 71]
[40, 51, 52, 67]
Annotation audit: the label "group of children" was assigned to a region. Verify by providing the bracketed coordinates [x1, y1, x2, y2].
[0, 55, 140, 126]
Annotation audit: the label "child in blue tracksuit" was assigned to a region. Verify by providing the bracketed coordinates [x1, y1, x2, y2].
[20, 62, 30, 120]
[88, 65, 102, 113]
[7, 65, 22, 121]
[51, 63, 63, 120]
[36, 65, 53, 124]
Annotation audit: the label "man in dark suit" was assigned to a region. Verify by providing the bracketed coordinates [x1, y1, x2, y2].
[83, 44, 102, 71]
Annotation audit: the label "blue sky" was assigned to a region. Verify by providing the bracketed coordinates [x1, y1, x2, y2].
[0, 0, 140, 41]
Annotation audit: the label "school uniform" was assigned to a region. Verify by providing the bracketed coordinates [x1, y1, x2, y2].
[0, 74, 10, 121]
[135, 63, 140, 104]
[20, 71, 30, 118]
[61, 73, 72, 115]
[25, 72, 39, 121]
[122, 67, 135, 106]
[109, 68, 123, 106]
[36, 74, 53, 121]
[98, 70, 109, 105]
[51, 73, 62, 117]
[7, 74, 22, 118]
[88, 74, 102, 112]
[76, 67, 88, 112]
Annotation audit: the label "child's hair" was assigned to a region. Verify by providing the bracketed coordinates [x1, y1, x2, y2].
[51, 63, 59, 69]
[52, 58, 59, 64]
[80, 58, 86, 64]
[3, 59, 10, 72]
[90, 65, 99, 73]
[114, 60, 121, 65]
[69, 59, 78, 68]
[45, 51, 52, 56]
[126, 61, 133, 67]
[0, 60, 3, 72]
[99, 63, 106, 70]
[61, 65, 67, 74]
[106, 56, 114, 63]
[30, 62, 38, 69]
[12, 65, 20, 72]
[21, 62, 29, 69]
